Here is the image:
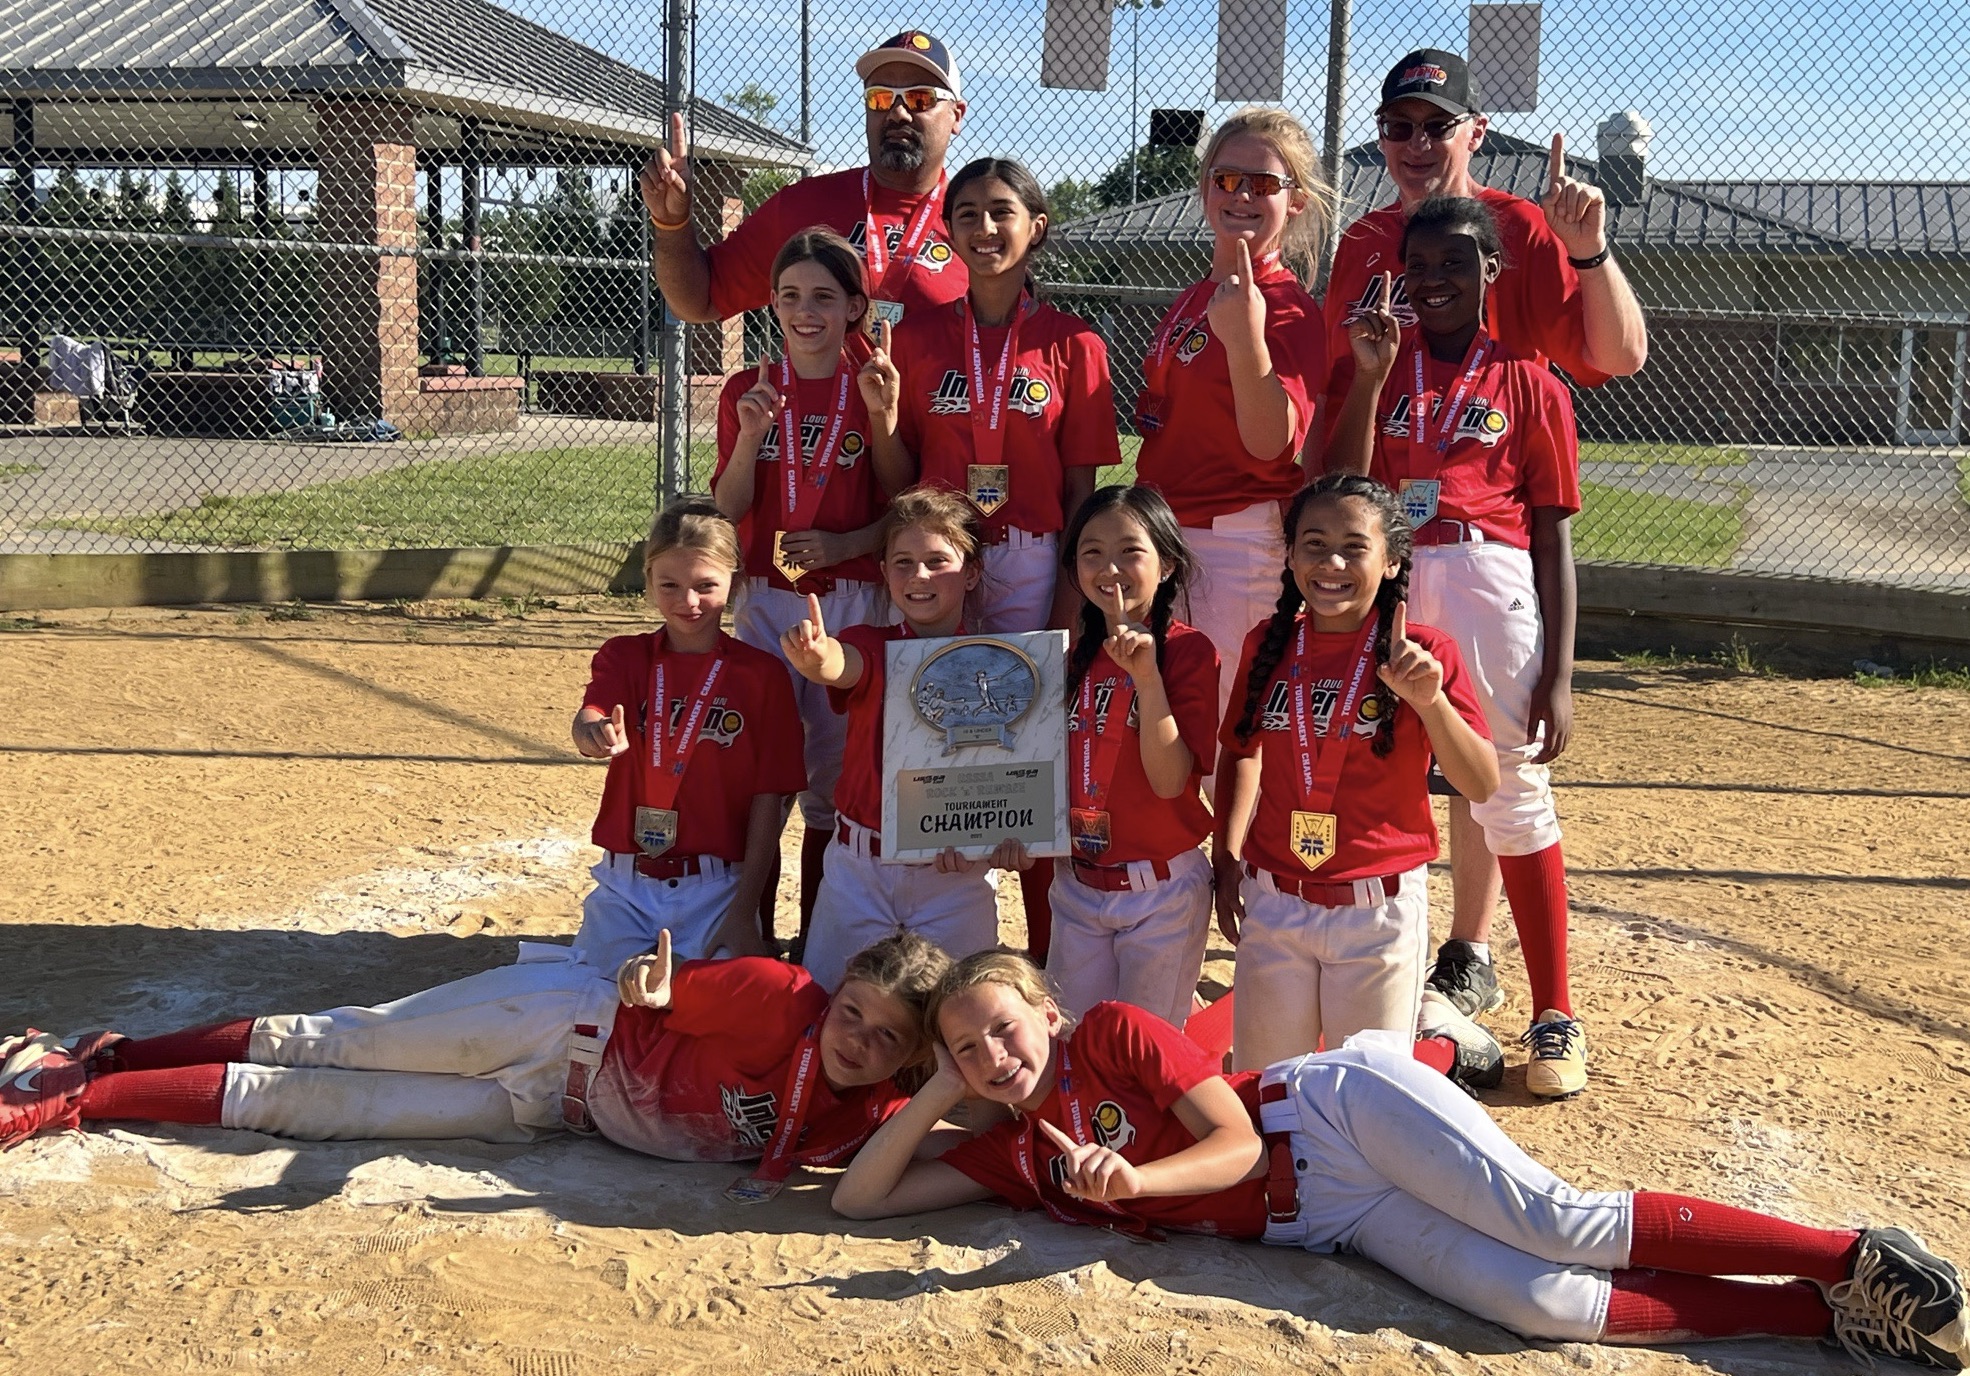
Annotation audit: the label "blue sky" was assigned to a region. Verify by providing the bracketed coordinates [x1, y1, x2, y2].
[523, 0, 1970, 186]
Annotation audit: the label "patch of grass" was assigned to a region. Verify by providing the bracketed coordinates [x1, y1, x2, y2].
[49, 444, 713, 549]
[1099, 434, 1142, 488]
[1580, 441, 1749, 471]
[265, 599, 318, 622]
[0, 461, 40, 481]
[1573, 481, 1746, 567]
[1957, 452, 1970, 508]
[0, 615, 52, 631]
[1854, 660, 1970, 692]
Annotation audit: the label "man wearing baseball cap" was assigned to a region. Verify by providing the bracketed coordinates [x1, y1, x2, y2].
[1321, 48, 1648, 1105]
[641, 30, 969, 327]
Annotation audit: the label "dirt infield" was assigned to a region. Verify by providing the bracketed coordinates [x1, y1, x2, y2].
[3, 600, 1967, 1375]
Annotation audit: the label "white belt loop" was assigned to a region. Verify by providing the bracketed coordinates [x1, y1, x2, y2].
[1352, 876, 1387, 907]
[1004, 527, 1056, 550]
[1126, 859, 1155, 893]
[839, 818, 879, 859]
[1245, 863, 1280, 898]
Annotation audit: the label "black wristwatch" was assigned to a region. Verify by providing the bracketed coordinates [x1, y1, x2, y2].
[1568, 246, 1612, 270]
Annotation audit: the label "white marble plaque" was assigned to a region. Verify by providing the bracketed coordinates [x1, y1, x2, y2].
[881, 630, 1070, 862]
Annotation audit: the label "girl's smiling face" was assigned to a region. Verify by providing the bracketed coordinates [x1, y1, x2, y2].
[936, 981, 1061, 1111]
[1401, 222, 1500, 342]
[1074, 507, 1165, 625]
[772, 258, 863, 365]
[884, 524, 979, 631]
[1202, 133, 1303, 256]
[947, 175, 1045, 283]
[645, 547, 734, 648]
[818, 978, 919, 1090]
[1289, 495, 1398, 632]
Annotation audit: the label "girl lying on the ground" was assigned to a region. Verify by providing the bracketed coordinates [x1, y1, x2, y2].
[4, 932, 948, 1197]
[833, 950, 1969, 1370]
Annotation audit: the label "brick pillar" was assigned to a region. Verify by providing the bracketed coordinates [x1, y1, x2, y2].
[691, 160, 748, 376]
[312, 98, 420, 424]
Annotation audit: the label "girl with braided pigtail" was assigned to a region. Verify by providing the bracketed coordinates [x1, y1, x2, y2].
[1047, 487, 1219, 1030]
[1213, 473, 1499, 1079]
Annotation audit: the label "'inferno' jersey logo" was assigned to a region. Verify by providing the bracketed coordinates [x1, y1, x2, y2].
[1343, 274, 1420, 330]
[926, 370, 1052, 417]
[1174, 325, 1211, 365]
[662, 695, 746, 747]
[1379, 393, 1510, 447]
[1091, 1100, 1136, 1150]
[757, 416, 866, 467]
[1068, 679, 1141, 734]
[1258, 678, 1380, 736]
[720, 1084, 777, 1147]
[846, 219, 952, 270]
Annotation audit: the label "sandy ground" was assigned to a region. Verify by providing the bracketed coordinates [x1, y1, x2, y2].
[2, 599, 1967, 1375]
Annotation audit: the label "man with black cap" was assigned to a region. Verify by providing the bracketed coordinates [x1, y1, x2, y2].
[1321, 48, 1648, 1103]
[640, 31, 968, 329]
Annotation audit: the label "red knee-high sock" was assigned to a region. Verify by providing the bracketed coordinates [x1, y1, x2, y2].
[102, 1018, 255, 1073]
[1605, 1270, 1832, 1343]
[1412, 1036, 1459, 1077]
[1630, 1191, 1860, 1285]
[1021, 861, 1054, 965]
[1497, 844, 1572, 1017]
[78, 1064, 227, 1125]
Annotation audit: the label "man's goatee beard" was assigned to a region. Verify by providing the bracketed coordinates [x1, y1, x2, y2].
[876, 143, 926, 174]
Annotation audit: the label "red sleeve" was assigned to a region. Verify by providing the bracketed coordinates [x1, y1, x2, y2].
[1517, 368, 1582, 515]
[1265, 292, 1329, 453]
[1059, 328, 1122, 470]
[1515, 215, 1611, 387]
[1217, 624, 1268, 759]
[1166, 630, 1221, 778]
[935, 1117, 1038, 1208]
[665, 956, 829, 1045]
[891, 327, 929, 455]
[751, 657, 809, 795]
[827, 623, 889, 716]
[581, 634, 647, 716]
[1076, 1002, 1225, 1111]
[1426, 630, 1493, 742]
[705, 189, 797, 319]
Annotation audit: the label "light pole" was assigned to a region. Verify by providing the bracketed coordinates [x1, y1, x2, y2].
[1124, 0, 1165, 204]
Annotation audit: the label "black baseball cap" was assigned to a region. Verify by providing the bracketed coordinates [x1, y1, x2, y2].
[1377, 49, 1477, 116]
[856, 31, 962, 99]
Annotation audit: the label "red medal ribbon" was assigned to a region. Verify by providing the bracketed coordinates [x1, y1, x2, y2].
[1142, 252, 1286, 400]
[752, 1022, 827, 1182]
[862, 169, 946, 301]
[1010, 1042, 1151, 1235]
[964, 293, 1031, 474]
[1288, 617, 1378, 817]
[779, 359, 854, 535]
[1408, 332, 1493, 470]
[645, 635, 728, 811]
[1074, 663, 1137, 811]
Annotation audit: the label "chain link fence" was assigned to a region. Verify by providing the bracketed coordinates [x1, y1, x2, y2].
[2, 0, 1966, 597]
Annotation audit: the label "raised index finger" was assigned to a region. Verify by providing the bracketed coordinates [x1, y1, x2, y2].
[806, 591, 826, 638]
[1547, 132, 1566, 189]
[877, 317, 892, 354]
[1104, 581, 1130, 630]
[1390, 599, 1408, 644]
[670, 111, 689, 160]
[1036, 1119, 1081, 1155]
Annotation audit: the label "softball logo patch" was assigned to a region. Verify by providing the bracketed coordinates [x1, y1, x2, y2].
[918, 240, 954, 271]
[1092, 1100, 1136, 1150]
[839, 430, 866, 464]
[668, 697, 746, 746]
[1175, 326, 1210, 365]
[1008, 371, 1051, 415]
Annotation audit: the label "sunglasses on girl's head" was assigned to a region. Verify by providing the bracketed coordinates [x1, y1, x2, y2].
[1207, 168, 1297, 197]
[863, 85, 956, 114]
[1376, 114, 1473, 144]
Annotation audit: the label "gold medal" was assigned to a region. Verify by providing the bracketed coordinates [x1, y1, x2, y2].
[1289, 810, 1338, 872]
[966, 463, 1010, 516]
[1069, 807, 1112, 859]
[872, 299, 905, 328]
[634, 806, 679, 858]
[771, 530, 805, 585]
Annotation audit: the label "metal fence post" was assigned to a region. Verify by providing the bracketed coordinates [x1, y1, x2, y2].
[1315, 0, 1351, 298]
[658, 0, 693, 506]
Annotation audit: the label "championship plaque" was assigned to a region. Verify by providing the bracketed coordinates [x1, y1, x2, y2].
[881, 630, 1071, 862]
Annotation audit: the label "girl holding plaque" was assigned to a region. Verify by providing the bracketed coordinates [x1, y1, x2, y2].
[1049, 486, 1220, 1029]
[781, 486, 1025, 992]
[712, 229, 891, 936]
[1131, 109, 1336, 739]
[1214, 475, 1496, 1072]
[570, 498, 807, 971]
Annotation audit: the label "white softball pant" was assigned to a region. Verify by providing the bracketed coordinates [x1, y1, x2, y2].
[977, 532, 1058, 634]
[1407, 542, 1561, 855]
[222, 943, 620, 1143]
[1046, 848, 1212, 1029]
[1182, 502, 1287, 776]
[573, 852, 738, 973]
[734, 577, 882, 829]
[1260, 1034, 1631, 1342]
[802, 824, 1000, 991]
[1231, 864, 1430, 1072]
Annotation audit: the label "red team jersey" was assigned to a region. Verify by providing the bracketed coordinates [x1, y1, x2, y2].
[1368, 336, 1582, 548]
[582, 631, 807, 858]
[1323, 186, 1608, 423]
[705, 168, 968, 324]
[940, 1001, 1269, 1238]
[1068, 622, 1220, 864]
[588, 957, 908, 1162]
[1219, 618, 1490, 881]
[827, 622, 917, 832]
[1135, 263, 1328, 528]
[712, 364, 884, 589]
[893, 298, 1120, 538]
